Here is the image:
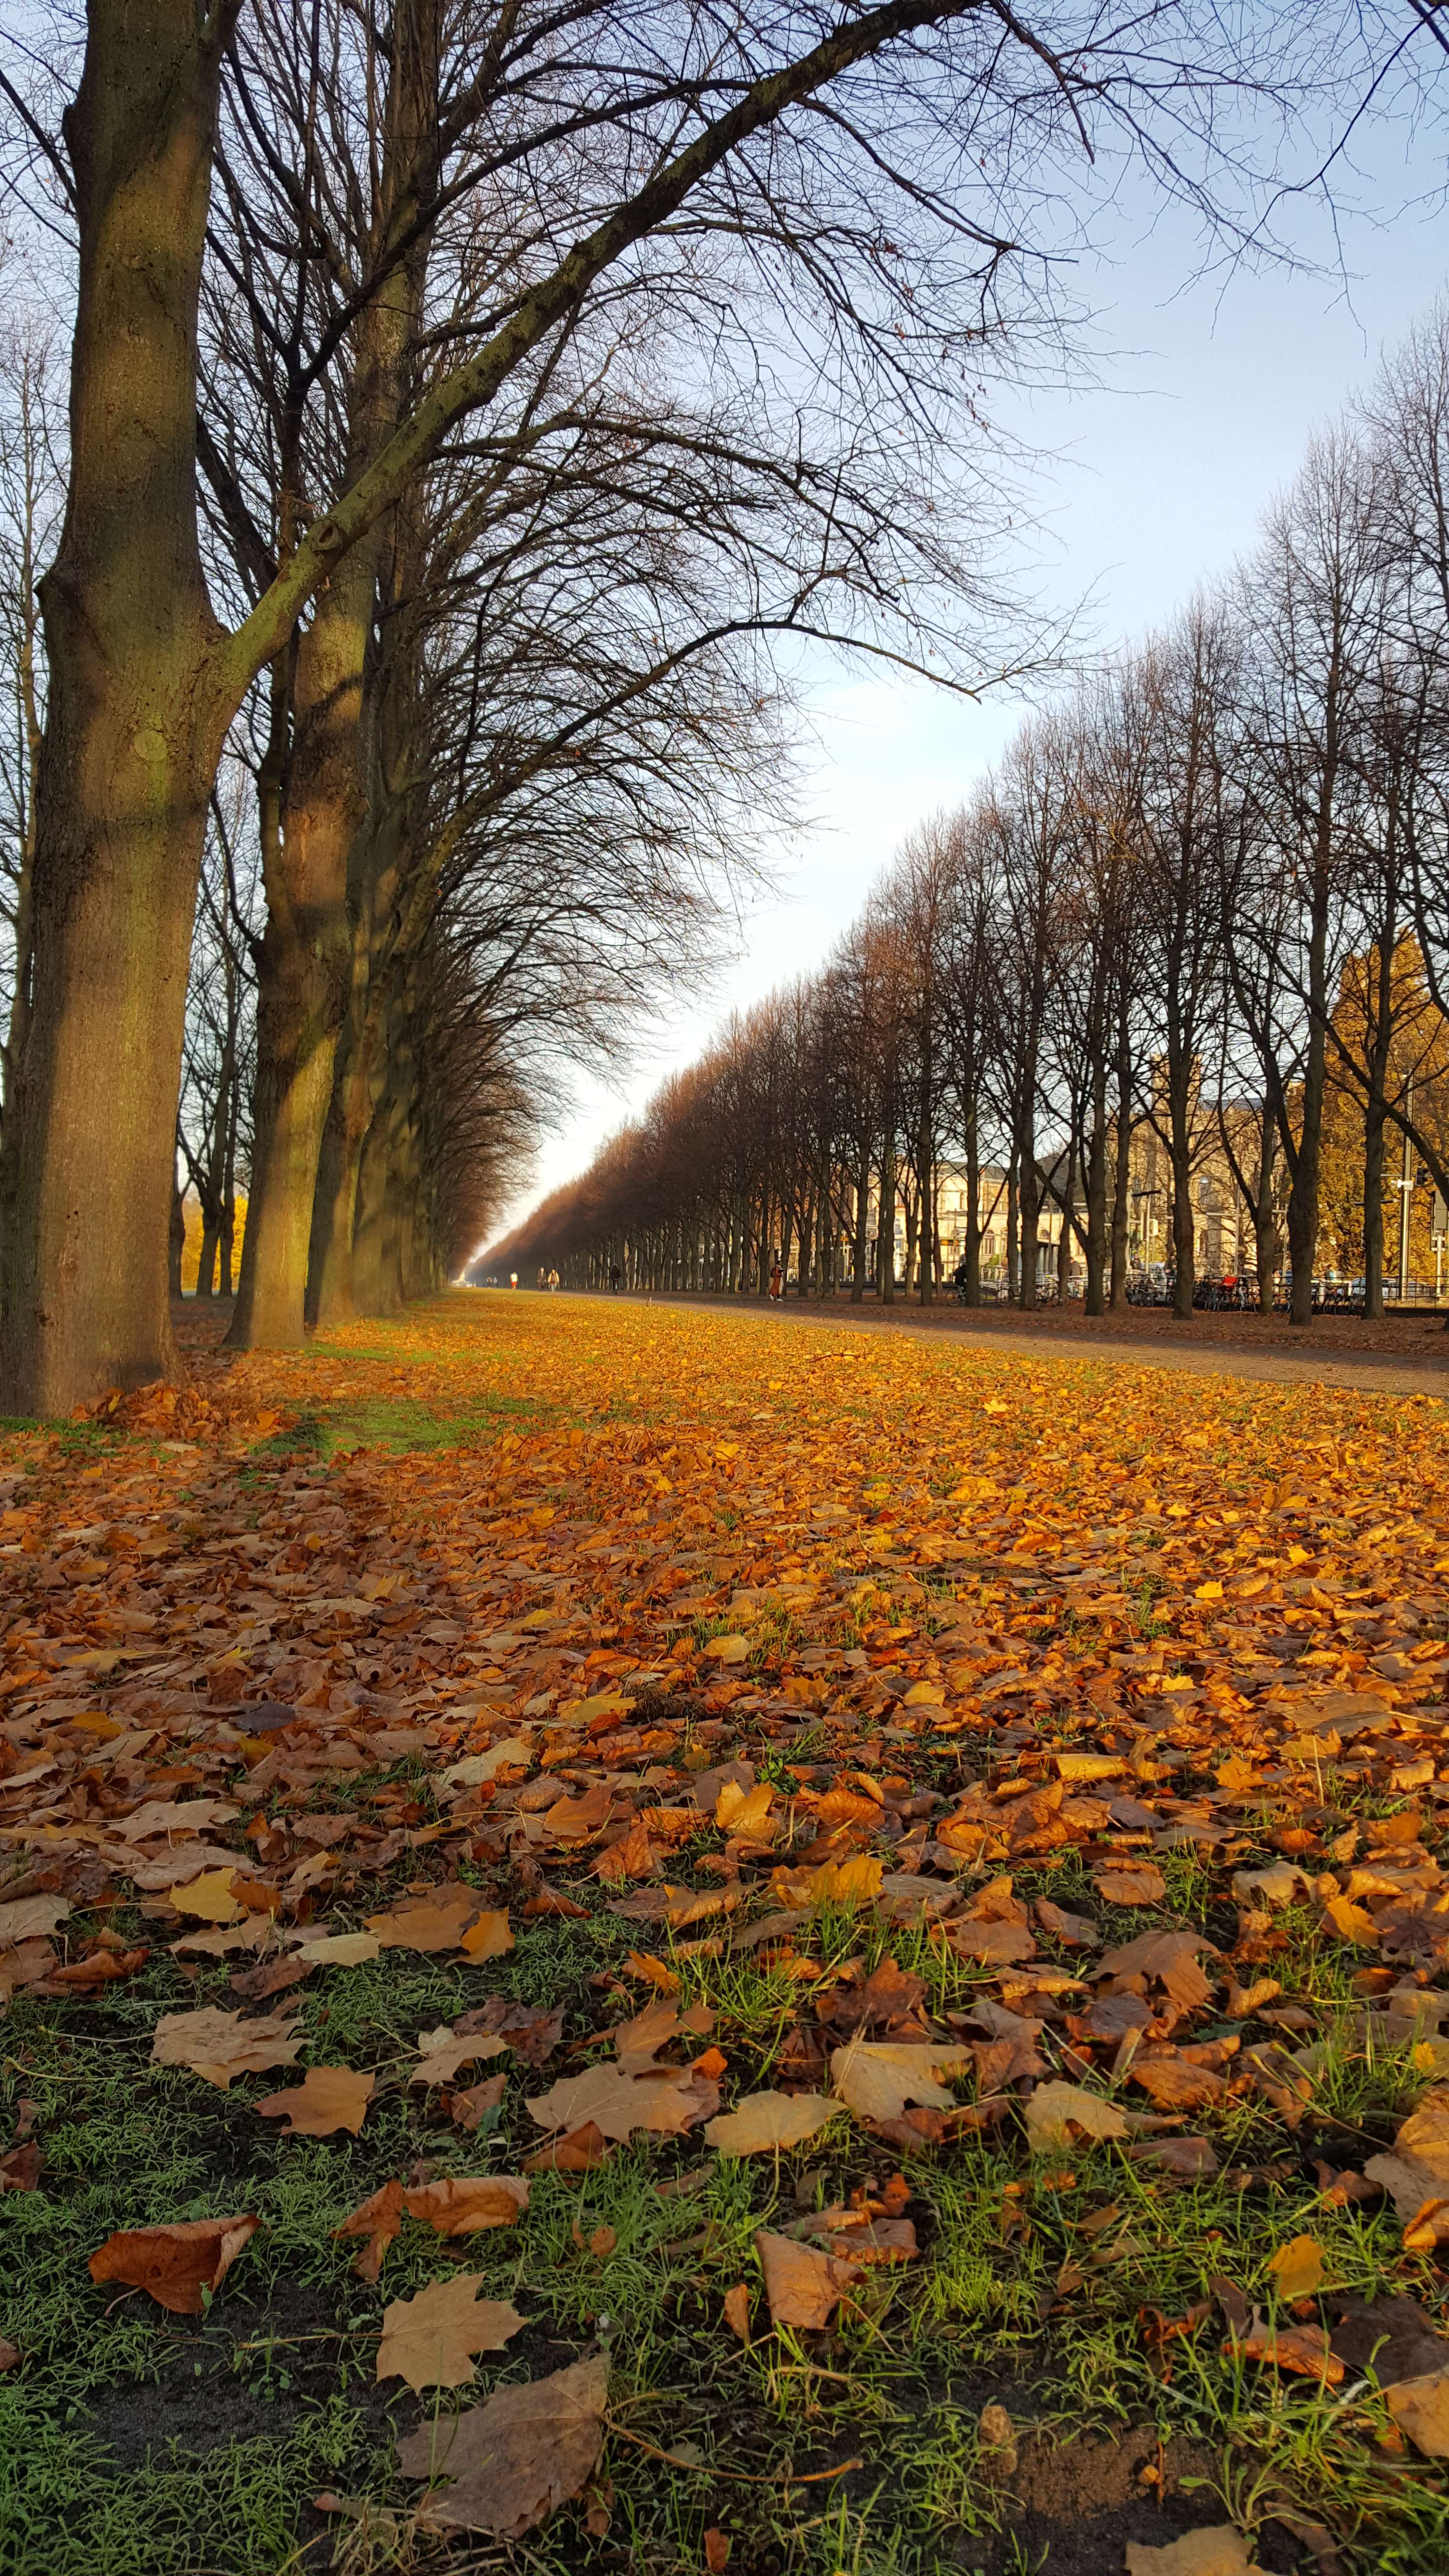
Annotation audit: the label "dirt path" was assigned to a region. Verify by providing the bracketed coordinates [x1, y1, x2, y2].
[612, 1287, 1449, 1398]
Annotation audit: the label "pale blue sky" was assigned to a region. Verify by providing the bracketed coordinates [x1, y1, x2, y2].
[484, 112, 1449, 1251]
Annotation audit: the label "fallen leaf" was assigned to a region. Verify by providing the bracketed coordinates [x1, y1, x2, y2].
[333, 2177, 403, 2282]
[704, 2528, 731, 2573]
[704, 2092, 837, 2155]
[1236, 2316, 1344, 2383]
[754, 2227, 863, 2329]
[88, 2214, 260, 2314]
[402, 2174, 530, 2236]
[1093, 1864, 1166, 1906]
[452, 2073, 509, 2131]
[460, 1909, 514, 1961]
[723, 2282, 751, 2342]
[150, 2007, 303, 2090]
[524, 2121, 611, 2174]
[1125, 2530, 1265, 2576]
[1385, 2368, 1449, 2458]
[829, 2039, 969, 2125]
[412, 2027, 510, 2087]
[1024, 2082, 1129, 2149]
[0, 2142, 42, 2191]
[397, 2354, 609, 2536]
[290, 1932, 381, 1967]
[255, 2065, 373, 2136]
[365, 1885, 482, 1951]
[376, 2275, 526, 2392]
[1266, 2233, 1324, 2303]
[526, 2063, 719, 2142]
[169, 1868, 245, 1924]
[0, 1895, 68, 1944]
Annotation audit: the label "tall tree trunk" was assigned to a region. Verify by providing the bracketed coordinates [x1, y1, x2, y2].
[0, 0, 236, 1414]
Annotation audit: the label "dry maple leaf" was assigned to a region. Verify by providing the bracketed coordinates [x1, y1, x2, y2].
[255, 2065, 373, 2136]
[1234, 2314, 1344, 2383]
[754, 2228, 862, 2330]
[364, 1885, 482, 1951]
[0, 1895, 68, 1944]
[526, 2063, 719, 2142]
[397, 2354, 609, 2538]
[88, 2214, 260, 2314]
[412, 2028, 510, 2087]
[612, 1997, 713, 2073]
[460, 1909, 514, 1960]
[333, 2177, 403, 2282]
[1093, 1928, 1217, 2012]
[829, 2039, 968, 2125]
[375, 2275, 526, 2392]
[168, 1868, 245, 1924]
[150, 2007, 303, 2090]
[1385, 2368, 1449, 2457]
[290, 1931, 380, 1967]
[524, 2120, 610, 2174]
[402, 2174, 529, 2236]
[704, 2092, 837, 2155]
[1023, 2081, 1128, 2149]
[1092, 1864, 1167, 1907]
[1131, 2056, 1227, 2112]
[1364, 2086, 1449, 2244]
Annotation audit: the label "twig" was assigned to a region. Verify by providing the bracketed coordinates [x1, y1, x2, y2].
[605, 2419, 863, 2486]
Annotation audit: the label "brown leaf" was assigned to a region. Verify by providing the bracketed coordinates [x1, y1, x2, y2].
[755, 2227, 863, 2328]
[526, 2063, 719, 2142]
[364, 1884, 483, 1952]
[1235, 2316, 1344, 2383]
[829, 2039, 969, 2124]
[451, 2073, 509, 2132]
[704, 2528, 731, 2573]
[1034, 1898, 1101, 1949]
[150, 2007, 303, 2091]
[0, 2142, 41, 2192]
[375, 2275, 526, 2393]
[402, 2174, 529, 2236]
[1094, 1929, 1217, 2012]
[524, 2120, 611, 2174]
[1131, 2056, 1227, 2111]
[1126, 2135, 1219, 2179]
[412, 2027, 510, 2087]
[723, 2282, 751, 2342]
[456, 1997, 565, 2064]
[1023, 2081, 1128, 2148]
[1385, 2368, 1449, 2458]
[0, 2337, 17, 2370]
[397, 2354, 609, 2538]
[88, 2214, 260, 2315]
[255, 2065, 373, 2137]
[815, 1955, 928, 2040]
[1092, 1864, 1167, 1907]
[333, 2177, 403, 2282]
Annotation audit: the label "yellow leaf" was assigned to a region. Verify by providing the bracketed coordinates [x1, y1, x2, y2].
[460, 1910, 514, 1961]
[1266, 2234, 1324, 2302]
[1194, 1581, 1224, 1601]
[169, 1869, 243, 1925]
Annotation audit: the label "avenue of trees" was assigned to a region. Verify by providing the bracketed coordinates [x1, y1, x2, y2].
[0, 3, 1440, 1408]
[493, 304, 1449, 1326]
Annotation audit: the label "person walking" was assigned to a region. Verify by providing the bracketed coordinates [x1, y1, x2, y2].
[547, 1268, 560, 1291]
[609, 1264, 621, 1293]
[768, 1258, 784, 1301]
[509, 1272, 518, 1289]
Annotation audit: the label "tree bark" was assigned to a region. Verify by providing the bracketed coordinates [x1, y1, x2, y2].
[0, 0, 236, 1414]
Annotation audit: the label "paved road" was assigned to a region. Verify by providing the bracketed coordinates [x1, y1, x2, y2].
[621, 1290, 1449, 1400]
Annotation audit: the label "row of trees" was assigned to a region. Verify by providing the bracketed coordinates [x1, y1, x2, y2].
[0, 2, 1437, 1408]
[491, 301, 1449, 1324]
